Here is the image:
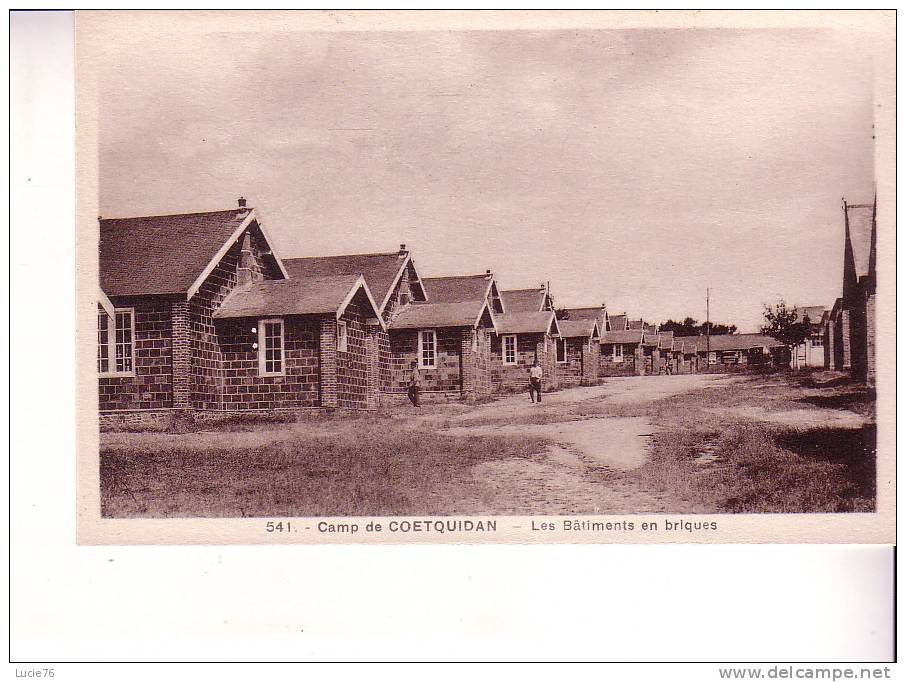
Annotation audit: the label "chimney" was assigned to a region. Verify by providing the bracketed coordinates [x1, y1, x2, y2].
[398, 243, 407, 258]
[485, 269, 492, 278]
[237, 232, 254, 286]
[601, 302, 607, 310]
[237, 196, 247, 209]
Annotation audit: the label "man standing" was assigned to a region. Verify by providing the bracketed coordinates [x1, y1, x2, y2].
[528, 359, 543, 404]
[407, 360, 421, 407]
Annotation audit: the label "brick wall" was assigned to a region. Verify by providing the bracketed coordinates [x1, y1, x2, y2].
[556, 337, 587, 387]
[375, 328, 392, 392]
[599, 344, 641, 376]
[581, 340, 599, 384]
[336, 301, 370, 409]
[171, 301, 191, 408]
[491, 333, 553, 392]
[216, 316, 320, 409]
[98, 298, 173, 411]
[388, 327, 464, 394]
[461, 327, 493, 399]
[189, 226, 278, 409]
[319, 318, 338, 408]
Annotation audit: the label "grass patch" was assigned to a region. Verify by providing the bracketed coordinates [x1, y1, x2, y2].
[101, 422, 550, 518]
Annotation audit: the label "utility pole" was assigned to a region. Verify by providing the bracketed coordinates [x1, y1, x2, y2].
[706, 288, 711, 361]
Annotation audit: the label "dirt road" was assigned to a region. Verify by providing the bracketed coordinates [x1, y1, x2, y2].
[421, 374, 739, 514]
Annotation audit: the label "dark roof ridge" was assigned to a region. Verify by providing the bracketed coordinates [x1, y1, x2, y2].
[424, 273, 491, 280]
[284, 250, 400, 260]
[100, 207, 249, 222]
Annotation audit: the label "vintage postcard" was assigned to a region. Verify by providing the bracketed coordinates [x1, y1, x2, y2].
[75, 10, 895, 545]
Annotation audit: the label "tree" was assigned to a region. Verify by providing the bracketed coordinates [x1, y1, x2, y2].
[761, 299, 810, 348]
[658, 317, 737, 337]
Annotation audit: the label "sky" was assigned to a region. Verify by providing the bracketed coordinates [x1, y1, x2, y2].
[98, 24, 877, 332]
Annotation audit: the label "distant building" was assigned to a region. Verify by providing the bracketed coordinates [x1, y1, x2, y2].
[681, 334, 788, 370]
[790, 305, 828, 369]
[824, 198, 877, 386]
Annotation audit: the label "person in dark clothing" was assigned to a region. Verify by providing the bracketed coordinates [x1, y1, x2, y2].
[407, 361, 421, 407]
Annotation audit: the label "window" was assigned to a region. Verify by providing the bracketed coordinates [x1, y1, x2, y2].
[555, 338, 567, 363]
[613, 343, 624, 362]
[472, 330, 479, 352]
[502, 334, 517, 365]
[419, 330, 436, 368]
[337, 320, 348, 352]
[98, 308, 134, 375]
[259, 319, 284, 375]
[811, 336, 823, 347]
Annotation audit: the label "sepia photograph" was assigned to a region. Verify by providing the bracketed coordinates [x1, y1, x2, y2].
[74, 10, 894, 542]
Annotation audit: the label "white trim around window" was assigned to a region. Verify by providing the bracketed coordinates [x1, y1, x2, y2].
[418, 329, 437, 368]
[258, 318, 285, 376]
[555, 337, 567, 363]
[98, 307, 136, 377]
[502, 334, 518, 365]
[337, 320, 348, 352]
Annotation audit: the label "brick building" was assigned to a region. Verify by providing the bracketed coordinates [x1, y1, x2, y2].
[598, 329, 645, 376]
[491, 310, 561, 392]
[823, 198, 877, 386]
[385, 273, 503, 402]
[553, 317, 601, 387]
[680, 334, 787, 370]
[97, 202, 385, 428]
[489, 285, 560, 392]
[282, 246, 428, 397]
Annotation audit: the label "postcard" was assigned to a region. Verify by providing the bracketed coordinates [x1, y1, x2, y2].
[74, 10, 895, 545]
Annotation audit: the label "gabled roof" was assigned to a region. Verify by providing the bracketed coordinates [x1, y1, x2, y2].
[563, 306, 608, 328]
[501, 288, 547, 313]
[390, 300, 492, 330]
[213, 273, 382, 328]
[844, 201, 876, 280]
[557, 318, 600, 339]
[607, 314, 628, 331]
[600, 329, 644, 344]
[283, 250, 423, 314]
[657, 331, 675, 349]
[792, 305, 827, 325]
[422, 274, 494, 305]
[495, 310, 560, 335]
[627, 319, 644, 330]
[99, 207, 287, 297]
[680, 334, 785, 353]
